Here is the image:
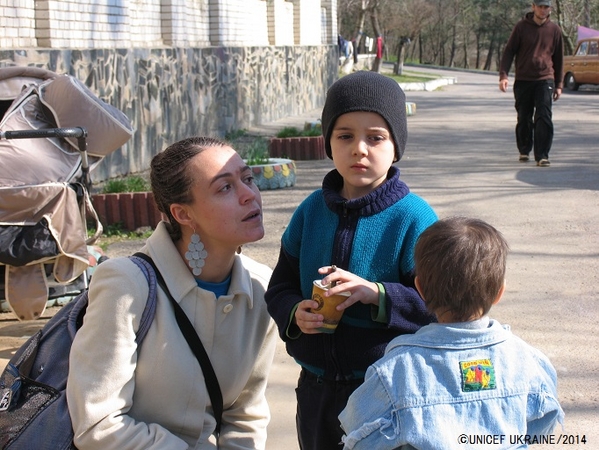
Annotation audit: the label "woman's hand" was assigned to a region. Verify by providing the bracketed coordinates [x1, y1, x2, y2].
[318, 266, 379, 310]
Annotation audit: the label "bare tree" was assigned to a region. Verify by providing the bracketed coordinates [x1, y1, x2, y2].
[378, 0, 433, 74]
[554, 0, 599, 54]
[337, 0, 599, 72]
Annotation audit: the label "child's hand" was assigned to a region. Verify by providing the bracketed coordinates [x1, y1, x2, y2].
[294, 300, 325, 334]
[318, 266, 379, 309]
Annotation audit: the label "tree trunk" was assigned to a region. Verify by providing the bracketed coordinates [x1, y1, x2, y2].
[483, 33, 495, 71]
[462, 33, 469, 69]
[475, 32, 481, 69]
[352, 1, 368, 64]
[394, 37, 411, 75]
[394, 40, 404, 75]
[370, 3, 383, 72]
[449, 22, 457, 67]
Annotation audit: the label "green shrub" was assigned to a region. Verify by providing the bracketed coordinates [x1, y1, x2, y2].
[243, 139, 270, 165]
[276, 127, 303, 138]
[226, 129, 271, 165]
[300, 127, 322, 137]
[225, 128, 249, 141]
[275, 126, 321, 138]
[101, 175, 149, 194]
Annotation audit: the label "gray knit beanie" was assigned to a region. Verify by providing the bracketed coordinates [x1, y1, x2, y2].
[321, 71, 407, 161]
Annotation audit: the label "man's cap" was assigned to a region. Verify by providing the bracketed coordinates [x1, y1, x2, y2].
[533, 0, 551, 6]
[321, 71, 407, 161]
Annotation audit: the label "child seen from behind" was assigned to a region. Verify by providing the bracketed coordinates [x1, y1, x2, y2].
[339, 216, 564, 449]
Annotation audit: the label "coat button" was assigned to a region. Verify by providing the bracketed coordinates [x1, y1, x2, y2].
[223, 304, 233, 313]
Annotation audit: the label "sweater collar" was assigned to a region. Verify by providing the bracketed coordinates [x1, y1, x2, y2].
[322, 165, 410, 217]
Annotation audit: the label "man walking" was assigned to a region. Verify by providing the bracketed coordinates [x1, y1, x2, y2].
[499, 0, 564, 167]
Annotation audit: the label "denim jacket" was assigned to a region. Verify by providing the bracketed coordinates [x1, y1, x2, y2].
[339, 318, 564, 449]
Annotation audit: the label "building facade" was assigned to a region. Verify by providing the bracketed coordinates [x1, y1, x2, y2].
[0, 0, 338, 179]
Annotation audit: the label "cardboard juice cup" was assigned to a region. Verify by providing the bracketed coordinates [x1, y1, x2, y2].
[310, 280, 350, 333]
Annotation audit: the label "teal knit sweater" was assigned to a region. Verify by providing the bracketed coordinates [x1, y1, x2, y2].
[265, 167, 438, 379]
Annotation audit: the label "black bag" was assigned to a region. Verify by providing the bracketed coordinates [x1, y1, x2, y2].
[0, 255, 158, 450]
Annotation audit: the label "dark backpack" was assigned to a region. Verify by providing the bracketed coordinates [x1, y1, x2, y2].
[0, 254, 158, 450]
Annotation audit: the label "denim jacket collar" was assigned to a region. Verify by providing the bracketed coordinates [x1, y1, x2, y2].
[386, 318, 511, 352]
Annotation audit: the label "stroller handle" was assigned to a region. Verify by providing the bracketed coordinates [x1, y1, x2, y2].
[0, 127, 91, 190]
[0, 126, 87, 141]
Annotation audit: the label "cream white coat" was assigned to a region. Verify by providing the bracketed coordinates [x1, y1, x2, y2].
[67, 222, 277, 449]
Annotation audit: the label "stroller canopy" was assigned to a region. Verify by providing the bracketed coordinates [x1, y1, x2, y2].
[0, 66, 134, 320]
[0, 66, 133, 186]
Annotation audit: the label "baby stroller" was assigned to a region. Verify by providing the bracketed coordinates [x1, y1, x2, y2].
[0, 66, 134, 321]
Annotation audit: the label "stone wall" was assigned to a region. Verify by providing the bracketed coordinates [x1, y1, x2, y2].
[0, 44, 338, 181]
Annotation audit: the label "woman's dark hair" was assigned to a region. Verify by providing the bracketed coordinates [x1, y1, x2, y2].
[414, 217, 509, 321]
[150, 136, 227, 241]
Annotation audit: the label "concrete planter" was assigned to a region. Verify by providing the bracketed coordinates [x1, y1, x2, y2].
[91, 191, 163, 231]
[249, 158, 297, 191]
[269, 135, 326, 160]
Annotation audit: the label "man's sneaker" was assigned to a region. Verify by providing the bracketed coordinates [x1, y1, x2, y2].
[537, 159, 550, 167]
[519, 154, 530, 162]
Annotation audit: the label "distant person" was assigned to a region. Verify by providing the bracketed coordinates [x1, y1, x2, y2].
[339, 217, 564, 449]
[67, 137, 277, 449]
[499, 0, 564, 167]
[265, 71, 438, 450]
[338, 34, 351, 59]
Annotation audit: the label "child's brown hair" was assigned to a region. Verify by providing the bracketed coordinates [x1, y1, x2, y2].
[414, 217, 509, 321]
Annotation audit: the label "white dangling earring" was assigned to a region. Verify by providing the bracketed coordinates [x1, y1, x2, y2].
[185, 230, 208, 277]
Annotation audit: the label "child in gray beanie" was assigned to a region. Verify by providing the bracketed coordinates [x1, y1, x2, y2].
[265, 71, 439, 450]
[321, 70, 407, 161]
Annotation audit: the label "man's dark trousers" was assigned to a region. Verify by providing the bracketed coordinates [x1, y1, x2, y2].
[513, 79, 555, 161]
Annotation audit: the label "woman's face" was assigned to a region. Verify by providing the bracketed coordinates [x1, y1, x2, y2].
[185, 145, 264, 250]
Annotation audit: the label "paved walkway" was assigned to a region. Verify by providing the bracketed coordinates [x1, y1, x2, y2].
[246, 66, 599, 449]
[1, 67, 597, 449]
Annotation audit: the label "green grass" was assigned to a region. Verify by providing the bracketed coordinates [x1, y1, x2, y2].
[88, 224, 153, 251]
[339, 68, 438, 84]
[387, 70, 439, 83]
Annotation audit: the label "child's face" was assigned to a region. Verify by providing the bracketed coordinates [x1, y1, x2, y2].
[330, 111, 396, 199]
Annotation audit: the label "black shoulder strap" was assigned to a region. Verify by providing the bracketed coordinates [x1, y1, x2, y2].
[128, 255, 159, 344]
[132, 252, 223, 437]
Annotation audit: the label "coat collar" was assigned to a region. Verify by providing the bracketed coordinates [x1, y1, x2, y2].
[143, 222, 255, 308]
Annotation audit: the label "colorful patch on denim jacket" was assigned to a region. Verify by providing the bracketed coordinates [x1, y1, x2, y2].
[460, 359, 496, 392]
